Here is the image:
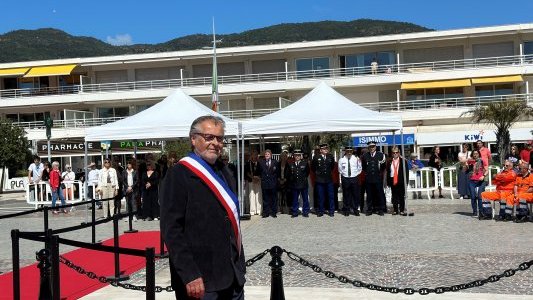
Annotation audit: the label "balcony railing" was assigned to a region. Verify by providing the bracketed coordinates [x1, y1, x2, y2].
[14, 93, 532, 129]
[14, 117, 125, 129]
[1, 54, 533, 99]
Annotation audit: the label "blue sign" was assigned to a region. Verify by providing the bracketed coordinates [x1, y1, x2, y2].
[353, 134, 415, 147]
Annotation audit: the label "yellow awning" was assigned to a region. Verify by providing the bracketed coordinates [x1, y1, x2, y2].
[24, 64, 78, 77]
[401, 79, 472, 90]
[0, 67, 30, 77]
[471, 75, 523, 84]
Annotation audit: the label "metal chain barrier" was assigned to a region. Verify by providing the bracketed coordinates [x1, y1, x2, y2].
[59, 249, 271, 293]
[284, 249, 533, 295]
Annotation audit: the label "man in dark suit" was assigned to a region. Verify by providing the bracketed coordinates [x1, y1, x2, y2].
[258, 149, 279, 218]
[362, 141, 387, 216]
[122, 160, 138, 221]
[160, 115, 245, 300]
[289, 149, 310, 217]
[311, 143, 336, 217]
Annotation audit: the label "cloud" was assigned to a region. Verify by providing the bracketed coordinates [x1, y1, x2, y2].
[106, 34, 133, 46]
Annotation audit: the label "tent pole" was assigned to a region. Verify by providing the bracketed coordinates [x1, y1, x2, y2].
[236, 123, 242, 217]
[400, 130, 412, 216]
[241, 130, 246, 217]
[133, 140, 138, 158]
[84, 141, 89, 223]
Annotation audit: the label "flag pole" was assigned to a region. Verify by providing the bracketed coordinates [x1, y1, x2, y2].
[211, 18, 219, 112]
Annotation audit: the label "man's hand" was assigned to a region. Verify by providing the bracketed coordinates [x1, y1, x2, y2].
[186, 277, 205, 299]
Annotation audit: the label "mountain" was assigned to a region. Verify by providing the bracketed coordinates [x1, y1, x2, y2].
[0, 20, 431, 63]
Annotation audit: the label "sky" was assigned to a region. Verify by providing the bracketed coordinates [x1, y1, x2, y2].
[1, 0, 533, 45]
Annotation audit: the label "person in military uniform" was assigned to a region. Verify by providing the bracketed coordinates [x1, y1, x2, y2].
[338, 146, 362, 216]
[361, 141, 387, 216]
[311, 143, 336, 217]
[288, 149, 310, 217]
[258, 149, 279, 218]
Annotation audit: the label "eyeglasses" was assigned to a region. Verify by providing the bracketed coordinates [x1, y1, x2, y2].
[392, 152, 399, 154]
[505, 164, 513, 168]
[194, 132, 225, 143]
[67, 167, 71, 169]
[104, 161, 110, 164]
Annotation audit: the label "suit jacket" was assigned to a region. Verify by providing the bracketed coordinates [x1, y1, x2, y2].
[122, 169, 138, 196]
[289, 160, 310, 189]
[311, 154, 335, 183]
[258, 159, 279, 189]
[160, 160, 246, 293]
[362, 151, 386, 183]
[386, 158, 408, 188]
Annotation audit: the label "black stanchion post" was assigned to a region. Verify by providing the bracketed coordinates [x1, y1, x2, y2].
[11, 230, 20, 300]
[269, 246, 285, 300]
[124, 211, 138, 234]
[156, 231, 168, 258]
[50, 235, 60, 300]
[36, 249, 52, 300]
[43, 206, 49, 248]
[107, 214, 129, 282]
[145, 247, 156, 300]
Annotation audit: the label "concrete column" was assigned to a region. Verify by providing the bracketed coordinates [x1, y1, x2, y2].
[245, 96, 254, 111]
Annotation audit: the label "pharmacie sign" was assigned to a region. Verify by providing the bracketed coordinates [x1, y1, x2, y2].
[353, 134, 415, 147]
[38, 140, 164, 155]
[38, 141, 97, 154]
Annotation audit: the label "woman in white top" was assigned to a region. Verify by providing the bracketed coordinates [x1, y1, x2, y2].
[62, 164, 76, 201]
[457, 144, 471, 199]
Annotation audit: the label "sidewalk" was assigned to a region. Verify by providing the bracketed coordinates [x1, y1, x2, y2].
[2, 196, 532, 299]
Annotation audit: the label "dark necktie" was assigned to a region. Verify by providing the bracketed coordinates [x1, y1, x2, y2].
[348, 158, 351, 177]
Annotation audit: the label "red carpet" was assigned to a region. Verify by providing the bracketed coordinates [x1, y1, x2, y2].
[0, 230, 164, 300]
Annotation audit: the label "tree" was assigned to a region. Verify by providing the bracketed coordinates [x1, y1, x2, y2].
[0, 118, 31, 193]
[163, 139, 192, 160]
[461, 99, 533, 165]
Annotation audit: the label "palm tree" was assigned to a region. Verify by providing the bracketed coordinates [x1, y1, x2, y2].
[461, 99, 533, 165]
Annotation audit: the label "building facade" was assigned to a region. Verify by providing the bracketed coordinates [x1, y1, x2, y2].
[1, 23, 533, 168]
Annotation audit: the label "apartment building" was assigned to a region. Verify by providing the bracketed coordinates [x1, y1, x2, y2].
[1, 23, 533, 168]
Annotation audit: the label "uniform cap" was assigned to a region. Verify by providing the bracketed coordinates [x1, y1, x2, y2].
[367, 141, 377, 146]
[293, 149, 303, 155]
[344, 146, 354, 151]
[319, 143, 329, 149]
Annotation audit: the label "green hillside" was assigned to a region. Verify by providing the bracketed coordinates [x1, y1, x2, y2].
[0, 19, 431, 63]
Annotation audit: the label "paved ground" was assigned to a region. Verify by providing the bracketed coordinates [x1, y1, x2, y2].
[1, 191, 533, 299]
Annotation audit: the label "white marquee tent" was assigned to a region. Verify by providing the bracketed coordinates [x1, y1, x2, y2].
[242, 81, 402, 135]
[85, 88, 240, 141]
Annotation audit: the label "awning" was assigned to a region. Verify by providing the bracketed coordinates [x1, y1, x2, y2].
[401, 79, 471, 90]
[24, 64, 78, 77]
[471, 75, 523, 84]
[0, 67, 30, 77]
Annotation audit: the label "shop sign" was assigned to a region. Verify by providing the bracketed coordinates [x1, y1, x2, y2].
[353, 134, 415, 147]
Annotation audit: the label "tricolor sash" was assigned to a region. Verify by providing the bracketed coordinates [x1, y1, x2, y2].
[179, 153, 241, 254]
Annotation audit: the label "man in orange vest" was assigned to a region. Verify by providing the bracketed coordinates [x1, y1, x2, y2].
[480, 160, 516, 221]
[509, 162, 533, 223]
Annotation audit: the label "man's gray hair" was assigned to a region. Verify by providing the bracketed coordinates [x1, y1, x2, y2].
[52, 161, 59, 167]
[189, 115, 226, 137]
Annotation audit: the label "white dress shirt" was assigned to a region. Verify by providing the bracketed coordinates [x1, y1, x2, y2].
[338, 155, 362, 178]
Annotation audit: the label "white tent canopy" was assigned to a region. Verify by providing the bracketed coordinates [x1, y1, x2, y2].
[85, 89, 240, 141]
[242, 82, 402, 135]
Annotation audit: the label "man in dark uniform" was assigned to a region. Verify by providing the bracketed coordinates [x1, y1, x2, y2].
[311, 143, 336, 217]
[258, 149, 279, 218]
[288, 149, 310, 217]
[362, 141, 387, 216]
[338, 146, 362, 216]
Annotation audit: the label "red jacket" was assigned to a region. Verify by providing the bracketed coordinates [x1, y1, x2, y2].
[49, 169, 61, 189]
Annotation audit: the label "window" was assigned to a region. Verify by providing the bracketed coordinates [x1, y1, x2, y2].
[98, 107, 131, 118]
[341, 51, 396, 75]
[475, 84, 513, 97]
[295, 57, 330, 78]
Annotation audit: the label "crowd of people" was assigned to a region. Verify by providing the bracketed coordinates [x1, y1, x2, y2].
[27, 153, 179, 220]
[242, 139, 533, 222]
